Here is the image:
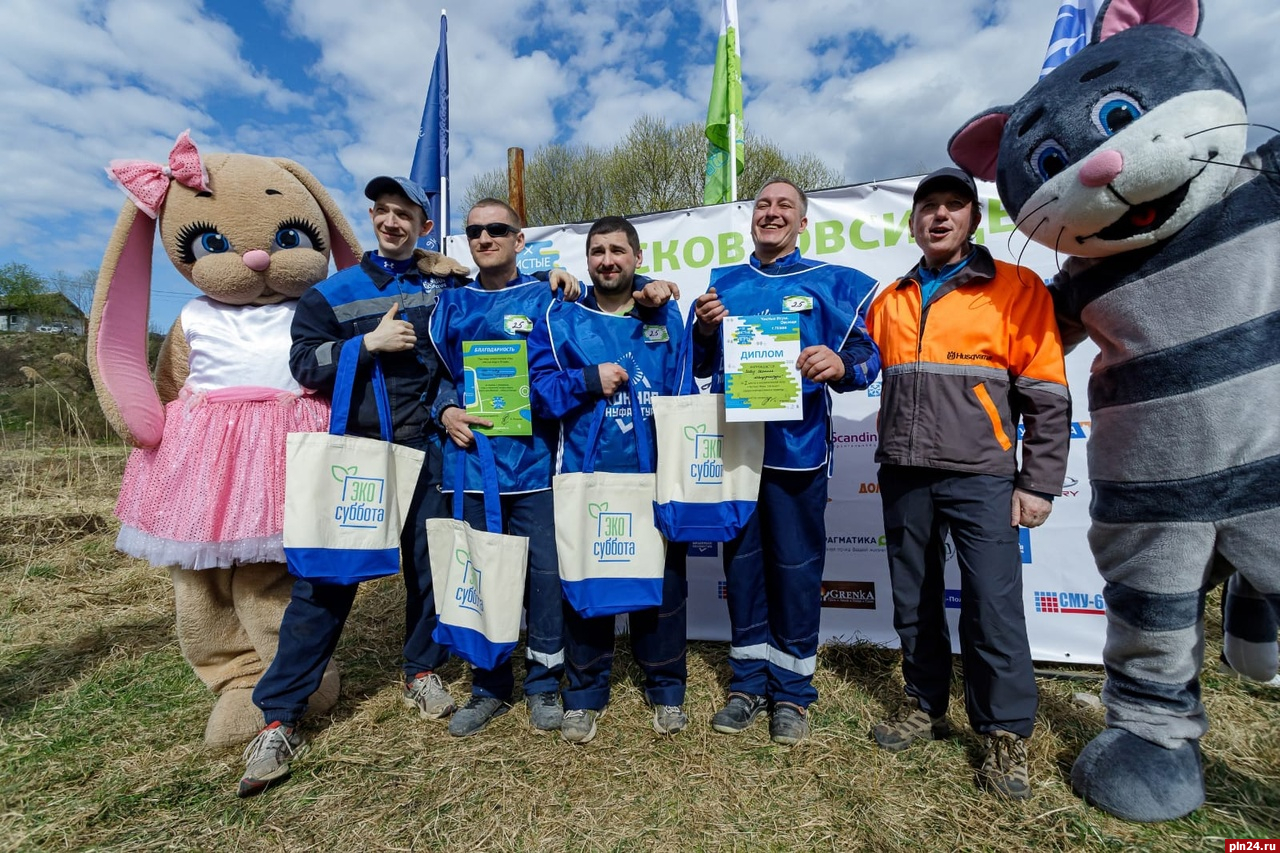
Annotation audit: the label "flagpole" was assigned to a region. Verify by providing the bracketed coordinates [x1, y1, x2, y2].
[729, 112, 737, 203]
[439, 9, 448, 240]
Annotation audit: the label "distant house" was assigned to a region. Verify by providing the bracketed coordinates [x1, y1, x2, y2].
[0, 292, 87, 334]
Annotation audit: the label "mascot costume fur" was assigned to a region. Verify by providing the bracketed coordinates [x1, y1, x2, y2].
[949, 0, 1279, 823]
[90, 132, 358, 747]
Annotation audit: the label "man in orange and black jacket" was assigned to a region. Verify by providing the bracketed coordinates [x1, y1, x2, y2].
[864, 167, 1070, 801]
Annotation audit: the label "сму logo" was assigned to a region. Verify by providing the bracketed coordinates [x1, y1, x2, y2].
[331, 465, 387, 529]
[1034, 591, 1105, 615]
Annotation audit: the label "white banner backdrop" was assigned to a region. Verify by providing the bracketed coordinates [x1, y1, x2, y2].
[447, 177, 1105, 664]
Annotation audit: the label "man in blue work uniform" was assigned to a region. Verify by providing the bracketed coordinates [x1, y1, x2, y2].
[692, 177, 880, 745]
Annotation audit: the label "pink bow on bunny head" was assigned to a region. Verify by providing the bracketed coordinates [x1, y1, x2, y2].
[106, 130, 210, 219]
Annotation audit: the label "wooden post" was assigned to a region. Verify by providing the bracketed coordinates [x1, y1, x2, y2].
[507, 147, 526, 224]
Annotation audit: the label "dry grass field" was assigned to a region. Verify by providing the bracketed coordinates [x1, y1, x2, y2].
[1, 437, 1277, 852]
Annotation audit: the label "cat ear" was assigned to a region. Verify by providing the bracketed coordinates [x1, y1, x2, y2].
[1093, 0, 1202, 43]
[949, 109, 1010, 183]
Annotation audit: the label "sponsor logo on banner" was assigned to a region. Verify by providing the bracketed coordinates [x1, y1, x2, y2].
[331, 465, 387, 529]
[820, 580, 877, 609]
[782, 295, 814, 313]
[516, 239, 559, 274]
[826, 533, 886, 553]
[453, 549, 484, 614]
[833, 431, 877, 450]
[857, 481, 880, 493]
[503, 314, 533, 335]
[866, 380, 882, 398]
[1061, 475, 1080, 497]
[717, 580, 728, 600]
[683, 424, 725, 484]
[945, 589, 961, 609]
[1019, 528, 1032, 564]
[589, 502, 635, 563]
[1017, 421, 1091, 441]
[690, 541, 719, 557]
[1035, 591, 1106, 615]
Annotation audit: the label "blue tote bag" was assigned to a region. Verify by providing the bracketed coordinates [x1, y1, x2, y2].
[283, 336, 425, 585]
[427, 434, 529, 670]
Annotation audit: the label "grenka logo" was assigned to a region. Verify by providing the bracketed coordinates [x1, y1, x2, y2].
[588, 501, 635, 562]
[782, 295, 813, 313]
[330, 465, 387, 529]
[504, 314, 533, 335]
[453, 548, 483, 614]
[683, 423, 724, 484]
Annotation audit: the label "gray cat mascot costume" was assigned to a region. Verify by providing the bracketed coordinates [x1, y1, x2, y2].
[949, 0, 1279, 824]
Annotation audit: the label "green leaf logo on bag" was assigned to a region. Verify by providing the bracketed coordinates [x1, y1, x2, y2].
[332, 464, 387, 529]
[454, 548, 484, 614]
[682, 423, 724, 485]
[588, 501, 635, 563]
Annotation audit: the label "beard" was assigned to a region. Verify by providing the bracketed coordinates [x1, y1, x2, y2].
[590, 270, 634, 297]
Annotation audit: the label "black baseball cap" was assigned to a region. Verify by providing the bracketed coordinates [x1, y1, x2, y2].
[913, 167, 978, 204]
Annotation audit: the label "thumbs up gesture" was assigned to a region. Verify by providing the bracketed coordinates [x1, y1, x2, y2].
[363, 302, 416, 353]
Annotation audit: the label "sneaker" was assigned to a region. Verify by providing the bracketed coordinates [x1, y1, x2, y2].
[711, 693, 767, 734]
[237, 721, 307, 798]
[403, 671, 456, 720]
[448, 695, 510, 737]
[561, 708, 604, 744]
[978, 730, 1032, 800]
[652, 704, 688, 735]
[871, 696, 950, 752]
[769, 702, 809, 745]
[527, 692, 564, 732]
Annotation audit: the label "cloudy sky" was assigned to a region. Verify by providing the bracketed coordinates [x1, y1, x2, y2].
[2, 0, 1277, 328]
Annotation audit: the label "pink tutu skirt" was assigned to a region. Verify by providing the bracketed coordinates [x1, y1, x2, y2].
[115, 389, 331, 569]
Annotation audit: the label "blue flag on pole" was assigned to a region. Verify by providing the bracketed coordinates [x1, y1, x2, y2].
[411, 12, 449, 250]
[1040, 0, 1096, 78]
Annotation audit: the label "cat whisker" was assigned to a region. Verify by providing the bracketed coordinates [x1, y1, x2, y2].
[1185, 122, 1280, 139]
[1189, 156, 1280, 178]
[1009, 196, 1058, 256]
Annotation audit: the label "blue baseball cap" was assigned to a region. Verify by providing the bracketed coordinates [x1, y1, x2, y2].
[364, 176, 430, 215]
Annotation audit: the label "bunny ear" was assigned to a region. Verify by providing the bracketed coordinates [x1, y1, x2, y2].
[87, 202, 166, 448]
[272, 158, 363, 270]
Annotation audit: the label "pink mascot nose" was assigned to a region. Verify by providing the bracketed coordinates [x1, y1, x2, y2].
[1078, 150, 1124, 188]
[242, 249, 271, 271]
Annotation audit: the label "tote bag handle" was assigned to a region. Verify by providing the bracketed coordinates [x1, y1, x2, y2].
[451, 433, 504, 534]
[328, 334, 394, 441]
[581, 381, 654, 475]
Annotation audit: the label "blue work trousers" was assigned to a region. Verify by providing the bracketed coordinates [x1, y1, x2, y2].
[723, 467, 827, 709]
[562, 544, 688, 711]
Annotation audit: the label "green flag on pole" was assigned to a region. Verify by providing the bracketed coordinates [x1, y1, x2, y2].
[703, 0, 743, 205]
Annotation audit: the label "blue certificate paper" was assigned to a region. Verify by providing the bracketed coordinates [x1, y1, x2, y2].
[723, 314, 802, 422]
[462, 340, 532, 436]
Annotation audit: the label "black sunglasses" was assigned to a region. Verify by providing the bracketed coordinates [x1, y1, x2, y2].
[465, 222, 521, 240]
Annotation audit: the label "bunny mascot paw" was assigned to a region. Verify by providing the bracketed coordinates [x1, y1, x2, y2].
[90, 131, 363, 746]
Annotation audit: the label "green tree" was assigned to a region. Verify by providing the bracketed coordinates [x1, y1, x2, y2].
[0, 262, 46, 312]
[463, 115, 843, 227]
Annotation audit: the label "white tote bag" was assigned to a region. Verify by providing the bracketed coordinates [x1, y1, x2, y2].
[428, 434, 529, 670]
[284, 339, 424, 585]
[651, 338, 764, 541]
[555, 386, 667, 619]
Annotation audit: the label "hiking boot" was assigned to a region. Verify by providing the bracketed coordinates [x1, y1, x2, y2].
[770, 702, 809, 745]
[237, 721, 307, 798]
[978, 730, 1031, 800]
[652, 704, 688, 735]
[403, 671, 455, 720]
[711, 693, 767, 734]
[561, 708, 604, 744]
[448, 695, 510, 737]
[871, 696, 950, 752]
